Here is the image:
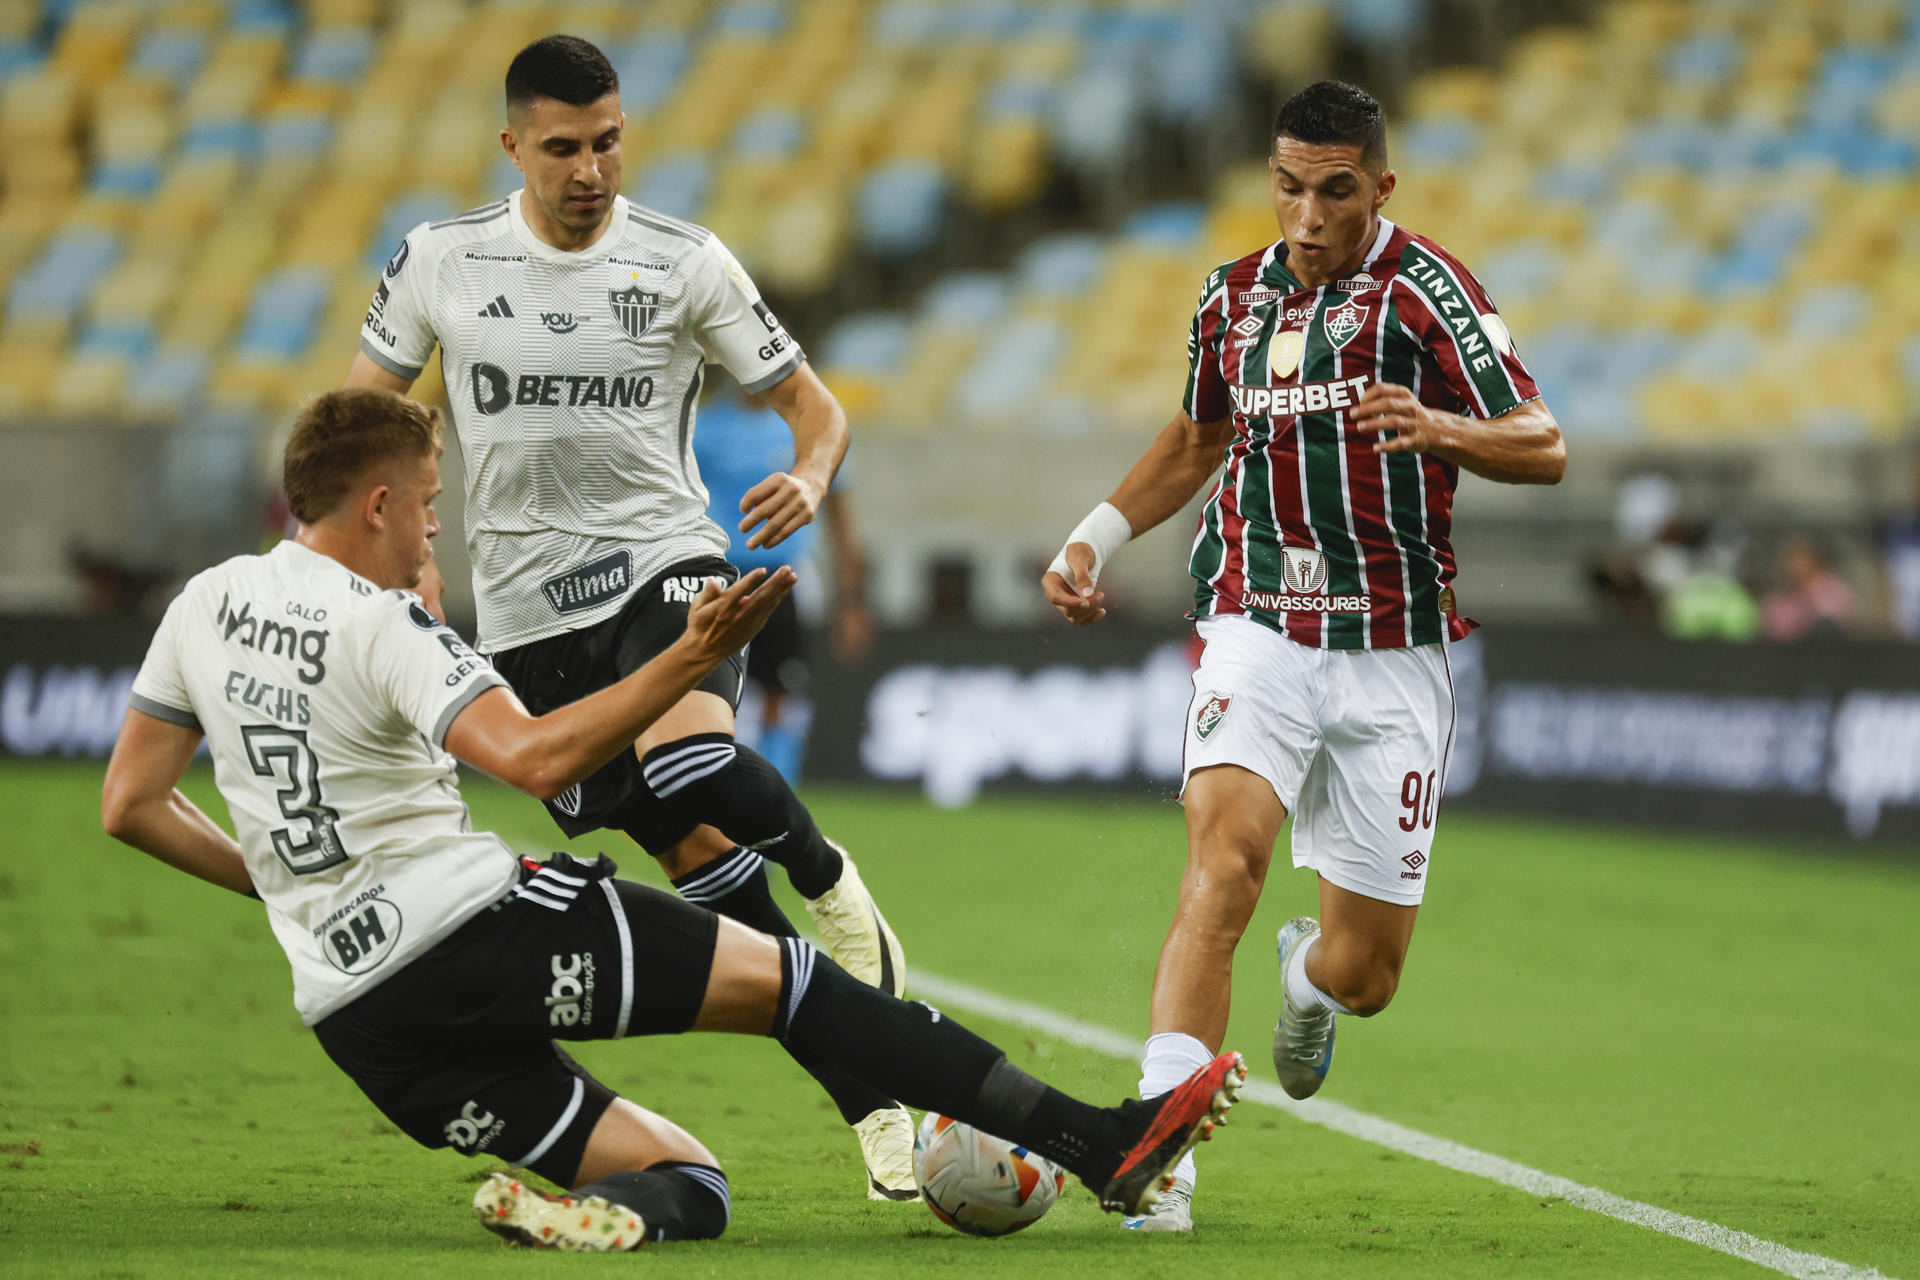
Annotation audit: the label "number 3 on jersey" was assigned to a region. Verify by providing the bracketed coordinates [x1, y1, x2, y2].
[243, 725, 348, 875]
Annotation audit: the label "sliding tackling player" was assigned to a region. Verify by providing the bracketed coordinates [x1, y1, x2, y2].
[1042, 81, 1565, 1230]
[101, 387, 1245, 1252]
[342, 36, 916, 1194]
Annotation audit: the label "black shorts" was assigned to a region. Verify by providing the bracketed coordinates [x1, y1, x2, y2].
[491, 556, 746, 844]
[744, 592, 808, 696]
[311, 853, 720, 1187]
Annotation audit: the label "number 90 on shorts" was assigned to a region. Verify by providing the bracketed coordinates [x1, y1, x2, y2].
[1181, 615, 1456, 907]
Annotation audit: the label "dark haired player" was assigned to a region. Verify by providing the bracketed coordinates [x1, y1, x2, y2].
[102, 387, 1246, 1252]
[1041, 81, 1565, 1229]
[342, 36, 918, 1195]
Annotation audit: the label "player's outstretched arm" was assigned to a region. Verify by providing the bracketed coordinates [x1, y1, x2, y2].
[444, 567, 796, 799]
[101, 711, 257, 897]
[342, 351, 417, 394]
[742, 364, 849, 550]
[1042, 409, 1233, 625]
[1351, 385, 1565, 485]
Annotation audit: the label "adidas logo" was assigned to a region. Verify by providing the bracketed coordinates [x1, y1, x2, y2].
[478, 296, 514, 318]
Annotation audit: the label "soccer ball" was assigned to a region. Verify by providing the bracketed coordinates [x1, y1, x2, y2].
[912, 1113, 1067, 1237]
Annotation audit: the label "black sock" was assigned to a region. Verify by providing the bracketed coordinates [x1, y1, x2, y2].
[670, 849, 898, 1126]
[641, 734, 843, 898]
[771, 938, 1129, 1184]
[573, 1161, 729, 1242]
[669, 847, 797, 938]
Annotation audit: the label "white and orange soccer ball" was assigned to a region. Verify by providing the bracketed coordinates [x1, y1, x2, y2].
[912, 1113, 1067, 1237]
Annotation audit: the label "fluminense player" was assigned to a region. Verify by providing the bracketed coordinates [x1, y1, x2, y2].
[1041, 82, 1565, 1230]
[100, 387, 1246, 1252]
[341, 36, 917, 1195]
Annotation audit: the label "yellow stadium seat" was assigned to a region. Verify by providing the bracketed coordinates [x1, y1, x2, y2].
[49, 0, 143, 85]
[963, 117, 1048, 213]
[1244, 1, 1336, 86]
[47, 352, 134, 418]
[1406, 68, 1498, 122]
[749, 184, 847, 297]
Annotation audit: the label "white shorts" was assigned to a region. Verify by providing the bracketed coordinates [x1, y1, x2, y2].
[1181, 615, 1456, 906]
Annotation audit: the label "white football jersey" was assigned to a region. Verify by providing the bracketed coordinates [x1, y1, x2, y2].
[129, 540, 520, 1025]
[359, 191, 806, 653]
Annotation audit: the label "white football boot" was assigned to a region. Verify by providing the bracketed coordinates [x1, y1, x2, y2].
[852, 1107, 922, 1201]
[805, 839, 907, 997]
[473, 1173, 647, 1251]
[1272, 916, 1337, 1099]
[1122, 1175, 1194, 1231]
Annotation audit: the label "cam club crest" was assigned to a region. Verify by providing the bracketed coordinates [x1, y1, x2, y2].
[1324, 299, 1367, 349]
[1194, 692, 1232, 742]
[1281, 545, 1329, 594]
[609, 283, 661, 340]
[1268, 329, 1306, 379]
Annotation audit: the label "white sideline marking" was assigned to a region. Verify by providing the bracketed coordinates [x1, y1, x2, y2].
[912, 971, 1895, 1280]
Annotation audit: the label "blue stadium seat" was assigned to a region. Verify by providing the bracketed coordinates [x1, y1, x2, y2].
[7, 228, 119, 324]
[125, 344, 209, 412]
[181, 118, 258, 158]
[89, 157, 161, 197]
[1400, 117, 1482, 167]
[712, 1, 787, 38]
[954, 314, 1067, 419]
[292, 27, 373, 85]
[368, 190, 460, 273]
[260, 113, 331, 158]
[856, 160, 947, 257]
[632, 151, 712, 223]
[1015, 233, 1106, 297]
[608, 34, 690, 116]
[732, 106, 805, 161]
[1340, 0, 1425, 49]
[1123, 202, 1205, 246]
[75, 318, 155, 363]
[1664, 33, 1741, 86]
[820, 312, 910, 375]
[922, 272, 1010, 328]
[130, 27, 207, 88]
[1052, 67, 1141, 170]
[1149, 19, 1233, 122]
[235, 267, 331, 360]
[226, 0, 297, 35]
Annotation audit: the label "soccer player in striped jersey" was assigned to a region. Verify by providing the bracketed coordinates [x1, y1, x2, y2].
[340, 37, 916, 1196]
[1042, 81, 1565, 1230]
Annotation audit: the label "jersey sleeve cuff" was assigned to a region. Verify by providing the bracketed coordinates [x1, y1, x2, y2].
[358, 336, 424, 380]
[129, 692, 202, 732]
[739, 350, 805, 395]
[432, 671, 506, 748]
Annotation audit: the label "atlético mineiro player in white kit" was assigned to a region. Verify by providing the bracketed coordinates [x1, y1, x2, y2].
[101, 387, 1246, 1251]
[341, 37, 919, 1194]
[1043, 82, 1566, 1230]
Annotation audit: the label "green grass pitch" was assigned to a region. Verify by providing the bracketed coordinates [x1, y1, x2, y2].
[1, 760, 1915, 1278]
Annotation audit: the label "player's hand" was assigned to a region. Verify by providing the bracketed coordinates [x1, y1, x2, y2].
[683, 567, 797, 663]
[1041, 543, 1107, 626]
[739, 472, 823, 550]
[1350, 383, 1453, 456]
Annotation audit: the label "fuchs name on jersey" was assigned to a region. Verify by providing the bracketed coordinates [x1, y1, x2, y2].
[1182, 220, 1540, 651]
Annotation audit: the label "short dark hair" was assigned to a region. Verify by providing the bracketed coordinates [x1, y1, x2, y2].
[1272, 80, 1388, 170]
[505, 35, 619, 116]
[284, 389, 443, 524]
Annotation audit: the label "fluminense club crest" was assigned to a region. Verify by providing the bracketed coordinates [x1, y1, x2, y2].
[1281, 545, 1329, 594]
[1323, 299, 1367, 349]
[1194, 692, 1232, 742]
[609, 283, 660, 340]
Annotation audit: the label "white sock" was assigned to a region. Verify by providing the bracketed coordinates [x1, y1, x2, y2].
[1138, 1031, 1210, 1188]
[1285, 937, 1352, 1016]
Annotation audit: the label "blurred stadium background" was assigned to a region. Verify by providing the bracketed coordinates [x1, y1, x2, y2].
[4, 0, 1920, 842]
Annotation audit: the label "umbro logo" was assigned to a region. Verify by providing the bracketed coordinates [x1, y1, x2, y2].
[1400, 849, 1427, 881]
[478, 296, 514, 318]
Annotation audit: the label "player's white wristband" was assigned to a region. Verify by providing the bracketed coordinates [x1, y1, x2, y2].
[1047, 502, 1134, 592]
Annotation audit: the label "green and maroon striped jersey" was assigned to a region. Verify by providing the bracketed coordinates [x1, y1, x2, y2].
[1182, 217, 1538, 650]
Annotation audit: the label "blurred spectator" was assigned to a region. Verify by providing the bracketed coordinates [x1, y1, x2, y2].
[693, 395, 871, 783]
[1590, 473, 1758, 639]
[1877, 454, 1920, 641]
[1760, 535, 1856, 642]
